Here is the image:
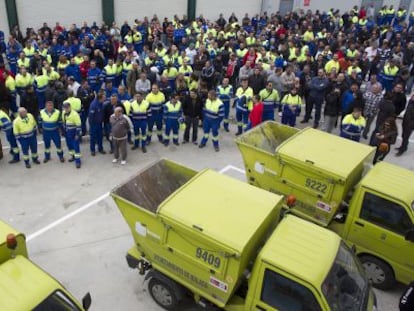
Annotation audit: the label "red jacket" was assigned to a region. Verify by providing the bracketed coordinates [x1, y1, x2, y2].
[243, 52, 257, 68]
[249, 103, 264, 127]
[79, 61, 90, 79]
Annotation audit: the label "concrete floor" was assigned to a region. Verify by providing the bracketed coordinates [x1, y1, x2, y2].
[0, 116, 412, 310]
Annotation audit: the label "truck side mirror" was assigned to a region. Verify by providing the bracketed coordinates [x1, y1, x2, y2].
[405, 229, 414, 242]
[82, 292, 92, 310]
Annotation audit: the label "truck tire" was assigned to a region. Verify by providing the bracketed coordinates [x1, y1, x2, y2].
[360, 255, 395, 290]
[148, 277, 179, 310]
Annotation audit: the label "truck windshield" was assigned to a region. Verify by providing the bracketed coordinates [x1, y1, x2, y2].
[322, 242, 368, 311]
[33, 290, 81, 311]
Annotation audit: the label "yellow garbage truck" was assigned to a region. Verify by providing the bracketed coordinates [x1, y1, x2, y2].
[236, 121, 414, 290]
[111, 159, 376, 310]
[0, 220, 91, 311]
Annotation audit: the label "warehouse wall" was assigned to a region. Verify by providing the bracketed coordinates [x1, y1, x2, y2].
[0, 1, 9, 34]
[196, 0, 262, 21]
[16, 0, 102, 31]
[292, 0, 360, 14]
[114, 0, 187, 23]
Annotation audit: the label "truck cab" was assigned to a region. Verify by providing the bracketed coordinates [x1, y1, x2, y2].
[0, 220, 91, 311]
[236, 121, 414, 289]
[333, 162, 414, 289]
[242, 216, 376, 311]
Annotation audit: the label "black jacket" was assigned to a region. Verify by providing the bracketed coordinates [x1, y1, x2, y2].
[376, 99, 396, 129]
[392, 92, 407, 116]
[182, 95, 202, 118]
[402, 100, 414, 131]
[324, 90, 341, 117]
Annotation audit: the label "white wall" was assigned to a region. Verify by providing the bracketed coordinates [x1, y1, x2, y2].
[196, 0, 262, 22]
[115, 0, 187, 23]
[0, 0, 9, 34]
[16, 0, 102, 32]
[292, 0, 360, 14]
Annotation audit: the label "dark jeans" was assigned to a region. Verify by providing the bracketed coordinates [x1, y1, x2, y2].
[400, 127, 413, 152]
[184, 116, 199, 142]
[305, 95, 323, 125]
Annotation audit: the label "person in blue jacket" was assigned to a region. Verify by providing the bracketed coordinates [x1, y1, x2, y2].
[88, 90, 106, 155]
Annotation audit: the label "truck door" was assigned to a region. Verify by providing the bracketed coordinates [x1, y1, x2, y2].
[346, 191, 414, 285]
[251, 264, 324, 311]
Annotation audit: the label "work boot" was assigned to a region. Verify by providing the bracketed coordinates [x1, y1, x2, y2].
[199, 143, 206, 149]
[91, 152, 96, 156]
[33, 159, 41, 165]
[164, 142, 169, 147]
[60, 157, 65, 163]
[99, 150, 106, 155]
[76, 162, 81, 169]
[214, 146, 220, 152]
[43, 158, 50, 163]
[173, 141, 179, 146]
[68, 156, 75, 162]
[300, 119, 308, 124]
[9, 159, 20, 164]
[25, 163, 31, 169]
[131, 145, 139, 150]
[396, 150, 405, 157]
[142, 146, 147, 153]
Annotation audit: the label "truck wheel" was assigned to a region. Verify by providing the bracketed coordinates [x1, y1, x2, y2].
[148, 277, 179, 310]
[360, 256, 395, 290]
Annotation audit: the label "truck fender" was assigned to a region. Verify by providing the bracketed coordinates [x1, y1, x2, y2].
[144, 270, 186, 301]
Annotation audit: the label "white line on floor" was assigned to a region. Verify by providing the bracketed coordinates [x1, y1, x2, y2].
[26, 164, 239, 242]
[27, 192, 109, 242]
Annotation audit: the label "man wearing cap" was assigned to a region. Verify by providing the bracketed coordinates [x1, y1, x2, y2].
[13, 107, 40, 168]
[39, 101, 64, 163]
[62, 101, 82, 168]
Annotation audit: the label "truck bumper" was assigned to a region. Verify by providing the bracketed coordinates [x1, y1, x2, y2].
[126, 247, 141, 269]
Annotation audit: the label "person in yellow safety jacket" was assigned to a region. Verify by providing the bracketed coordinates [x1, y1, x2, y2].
[163, 93, 182, 146]
[115, 58, 123, 87]
[155, 43, 167, 58]
[396, 8, 407, 23]
[0, 108, 20, 163]
[281, 87, 302, 127]
[177, 51, 191, 67]
[38, 46, 52, 64]
[378, 6, 387, 25]
[146, 84, 166, 143]
[235, 78, 254, 135]
[351, 14, 359, 24]
[133, 30, 143, 53]
[15, 67, 33, 95]
[62, 102, 82, 168]
[346, 44, 359, 59]
[341, 107, 366, 142]
[39, 101, 64, 163]
[246, 33, 256, 47]
[17, 52, 30, 69]
[385, 6, 395, 25]
[199, 90, 224, 151]
[103, 59, 117, 86]
[381, 59, 399, 92]
[23, 42, 36, 60]
[216, 77, 234, 132]
[358, 17, 367, 28]
[303, 26, 314, 43]
[259, 81, 280, 121]
[3, 71, 17, 115]
[178, 61, 193, 82]
[236, 43, 248, 60]
[130, 92, 151, 152]
[13, 107, 40, 168]
[43, 64, 60, 83]
[74, 52, 84, 65]
[347, 62, 362, 76]
[324, 54, 340, 74]
[162, 63, 179, 91]
[34, 69, 49, 110]
[65, 90, 82, 114]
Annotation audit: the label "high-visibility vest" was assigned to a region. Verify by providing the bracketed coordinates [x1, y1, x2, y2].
[145, 92, 166, 112]
[130, 100, 151, 120]
[40, 109, 61, 130]
[13, 113, 37, 138]
[204, 98, 224, 119]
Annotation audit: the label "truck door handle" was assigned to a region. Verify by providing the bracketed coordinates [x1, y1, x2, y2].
[255, 306, 266, 311]
[355, 221, 365, 227]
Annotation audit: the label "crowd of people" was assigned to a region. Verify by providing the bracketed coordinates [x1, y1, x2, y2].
[1, 4, 414, 169]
